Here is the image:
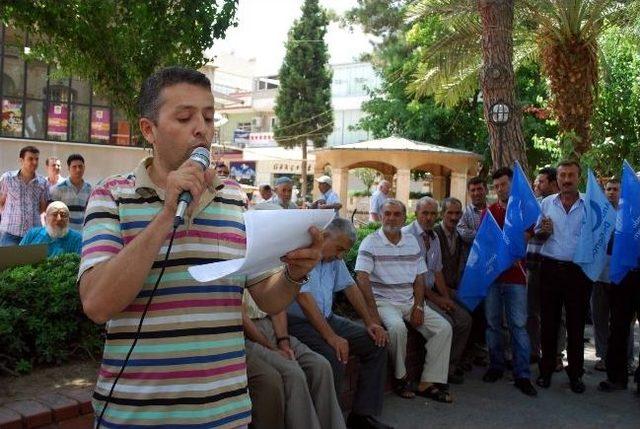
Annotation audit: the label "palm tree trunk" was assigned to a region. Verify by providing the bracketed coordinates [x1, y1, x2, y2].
[300, 141, 308, 203]
[478, 0, 528, 172]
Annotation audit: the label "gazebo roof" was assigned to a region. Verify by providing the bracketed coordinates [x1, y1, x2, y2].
[317, 136, 482, 158]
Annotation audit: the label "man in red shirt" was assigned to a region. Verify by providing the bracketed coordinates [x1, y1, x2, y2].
[482, 167, 537, 397]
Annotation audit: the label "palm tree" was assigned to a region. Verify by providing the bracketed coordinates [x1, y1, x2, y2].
[408, 0, 640, 158]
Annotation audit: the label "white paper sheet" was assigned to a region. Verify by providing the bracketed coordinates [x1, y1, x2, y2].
[188, 209, 335, 282]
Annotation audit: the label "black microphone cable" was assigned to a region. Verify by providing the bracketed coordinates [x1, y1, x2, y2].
[95, 222, 179, 428]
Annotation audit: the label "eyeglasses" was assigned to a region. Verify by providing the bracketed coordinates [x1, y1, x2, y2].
[48, 211, 69, 219]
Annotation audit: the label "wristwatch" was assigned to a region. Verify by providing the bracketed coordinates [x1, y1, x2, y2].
[283, 266, 310, 286]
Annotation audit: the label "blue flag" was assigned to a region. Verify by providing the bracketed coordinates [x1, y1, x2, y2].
[573, 170, 616, 281]
[610, 161, 640, 284]
[458, 211, 513, 311]
[504, 161, 541, 259]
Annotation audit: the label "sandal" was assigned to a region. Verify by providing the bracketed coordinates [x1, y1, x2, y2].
[394, 378, 415, 399]
[416, 384, 453, 403]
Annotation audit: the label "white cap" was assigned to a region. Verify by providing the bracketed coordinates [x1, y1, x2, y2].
[315, 175, 332, 186]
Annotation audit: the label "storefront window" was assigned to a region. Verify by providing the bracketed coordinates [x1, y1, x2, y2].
[24, 100, 45, 139]
[2, 56, 24, 98]
[110, 109, 130, 146]
[70, 104, 89, 142]
[26, 61, 47, 99]
[71, 78, 90, 104]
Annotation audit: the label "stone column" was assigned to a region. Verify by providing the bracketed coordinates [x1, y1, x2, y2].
[332, 167, 349, 218]
[432, 175, 446, 200]
[395, 168, 411, 205]
[450, 172, 468, 203]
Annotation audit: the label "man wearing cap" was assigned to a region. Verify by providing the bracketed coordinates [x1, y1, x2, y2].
[311, 175, 342, 216]
[20, 201, 82, 257]
[273, 176, 298, 209]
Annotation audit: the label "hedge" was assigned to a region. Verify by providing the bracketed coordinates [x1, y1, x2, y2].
[0, 253, 103, 374]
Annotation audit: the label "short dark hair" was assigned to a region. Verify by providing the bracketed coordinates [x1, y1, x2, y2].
[467, 176, 487, 189]
[557, 159, 582, 175]
[67, 153, 85, 167]
[381, 199, 406, 217]
[19, 145, 39, 159]
[137, 67, 212, 121]
[492, 167, 513, 181]
[538, 167, 557, 182]
[441, 197, 462, 213]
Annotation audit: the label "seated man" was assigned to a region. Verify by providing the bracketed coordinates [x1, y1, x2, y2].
[287, 218, 391, 429]
[356, 199, 453, 403]
[20, 201, 82, 256]
[403, 197, 472, 384]
[243, 290, 344, 429]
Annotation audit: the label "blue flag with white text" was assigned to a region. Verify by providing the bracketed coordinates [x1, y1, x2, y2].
[458, 211, 512, 311]
[504, 161, 541, 259]
[610, 161, 640, 284]
[573, 170, 616, 281]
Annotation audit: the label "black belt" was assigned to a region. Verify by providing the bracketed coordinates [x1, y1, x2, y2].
[541, 256, 574, 267]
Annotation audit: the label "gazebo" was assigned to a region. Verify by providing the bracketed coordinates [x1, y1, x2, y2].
[313, 136, 483, 217]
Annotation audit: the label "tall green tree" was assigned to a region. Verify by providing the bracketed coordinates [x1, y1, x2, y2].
[1, 1, 238, 124]
[408, 0, 640, 158]
[274, 0, 333, 199]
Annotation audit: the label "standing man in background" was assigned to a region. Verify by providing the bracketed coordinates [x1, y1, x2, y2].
[369, 180, 390, 222]
[45, 156, 65, 192]
[51, 154, 92, 232]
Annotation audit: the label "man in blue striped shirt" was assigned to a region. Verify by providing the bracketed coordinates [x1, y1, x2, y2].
[50, 154, 92, 231]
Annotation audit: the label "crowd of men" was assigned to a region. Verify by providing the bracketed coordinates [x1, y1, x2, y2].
[0, 147, 90, 256]
[3, 66, 638, 429]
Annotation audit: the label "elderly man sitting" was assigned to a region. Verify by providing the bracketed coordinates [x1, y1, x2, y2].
[403, 197, 472, 385]
[356, 199, 453, 403]
[273, 177, 298, 209]
[287, 218, 391, 429]
[19, 201, 82, 256]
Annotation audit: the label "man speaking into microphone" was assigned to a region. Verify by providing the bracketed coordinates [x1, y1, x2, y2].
[78, 67, 322, 428]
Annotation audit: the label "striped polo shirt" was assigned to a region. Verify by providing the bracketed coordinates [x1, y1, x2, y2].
[355, 228, 428, 305]
[79, 157, 271, 429]
[50, 178, 92, 231]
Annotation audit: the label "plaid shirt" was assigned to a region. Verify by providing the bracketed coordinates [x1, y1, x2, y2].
[0, 170, 49, 237]
[50, 179, 92, 231]
[457, 202, 485, 244]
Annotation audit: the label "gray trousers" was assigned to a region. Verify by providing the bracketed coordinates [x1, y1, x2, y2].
[427, 299, 472, 373]
[527, 265, 567, 357]
[288, 314, 387, 417]
[246, 351, 285, 429]
[246, 318, 345, 429]
[591, 282, 635, 362]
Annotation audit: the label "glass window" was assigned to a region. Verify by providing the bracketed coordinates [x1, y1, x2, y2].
[92, 90, 109, 106]
[1, 98, 23, 137]
[111, 109, 130, 146]
[46, 102, 69, 140]
[2, 55, 25, 97]
[26, 61, 48, 99]
[48, 76, 73, 103]
[71, 78, 90, 104]
[70, 104, 89, 142]
[90, 107, 110, 143]
[24, 100, 45, 139]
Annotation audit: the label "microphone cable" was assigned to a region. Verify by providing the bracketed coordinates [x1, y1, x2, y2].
[95, 222, 179, 428]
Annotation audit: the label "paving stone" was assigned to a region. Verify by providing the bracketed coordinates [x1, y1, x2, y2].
[36, 393, 79, 422]
[0, 406, 22, 429]
[4, 400, 52, 428]
[58, 390, 92, 416]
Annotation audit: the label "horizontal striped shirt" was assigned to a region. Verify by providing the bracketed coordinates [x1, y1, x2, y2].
[355, 228, 427, 304]
[0, 170, 49, 237]
[79, 157, 272, 429]
[50, 178, 92, 231]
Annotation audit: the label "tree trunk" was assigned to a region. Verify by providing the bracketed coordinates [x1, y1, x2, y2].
[478, 0, 528, 173]
[300, 141, 308, 203]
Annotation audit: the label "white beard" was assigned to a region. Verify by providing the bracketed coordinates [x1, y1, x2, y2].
[46, 224, 69, 239]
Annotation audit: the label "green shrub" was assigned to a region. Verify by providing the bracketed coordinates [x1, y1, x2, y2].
[0, 253, 103, 374]
[348, 190, 372, 197]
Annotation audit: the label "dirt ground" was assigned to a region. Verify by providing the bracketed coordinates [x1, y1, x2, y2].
[0, 359, 99, 406]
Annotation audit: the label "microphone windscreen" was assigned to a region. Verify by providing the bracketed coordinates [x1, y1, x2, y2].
[190, 147, 210, 170]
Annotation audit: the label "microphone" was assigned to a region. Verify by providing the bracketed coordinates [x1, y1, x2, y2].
[174, 147, 211, 227]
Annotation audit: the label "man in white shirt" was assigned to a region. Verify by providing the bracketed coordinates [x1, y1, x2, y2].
[369, 180, 390, 222]
[310, 175, 342, 216]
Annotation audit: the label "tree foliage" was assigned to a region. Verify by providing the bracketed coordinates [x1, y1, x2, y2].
[1, 1, 239, 123]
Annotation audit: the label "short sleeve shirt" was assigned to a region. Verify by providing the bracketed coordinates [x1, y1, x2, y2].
[369, 190, 388, 220]
[19, 226, 82, 256]
[535, 193, 586, 261]
[50, 179, 92, 231]
[287, 259, 354, 319]
[78, 157, 262, 429]
[0, 170, 49, 237]
[402, 221, 443, 288]
[355, 229, 427, 304]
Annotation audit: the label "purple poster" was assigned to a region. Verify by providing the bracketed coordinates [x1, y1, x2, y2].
[91, 108, 110, 141]
[47, 104, 68, 138]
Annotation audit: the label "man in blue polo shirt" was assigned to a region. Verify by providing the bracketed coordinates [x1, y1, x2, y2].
[20, 201, 82, 256]
[287, 218, 391, 429]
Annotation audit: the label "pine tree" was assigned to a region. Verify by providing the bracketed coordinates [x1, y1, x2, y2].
[274, 0, 333, 200]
